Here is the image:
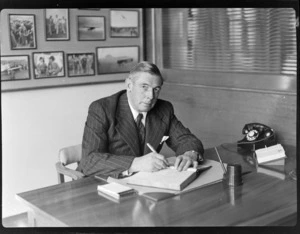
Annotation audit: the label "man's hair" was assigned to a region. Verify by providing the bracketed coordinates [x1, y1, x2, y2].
[128, 61, 163, 84]
[49, 56, 55, 61]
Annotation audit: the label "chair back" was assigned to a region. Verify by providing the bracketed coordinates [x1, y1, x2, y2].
[59, 144, 82, 166]
[56, 144, 84, 183]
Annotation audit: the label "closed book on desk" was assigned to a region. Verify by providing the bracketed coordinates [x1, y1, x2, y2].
[97, 182, 135, 199]
[257, 164, 285, 180]
[126, 167, 198, 191]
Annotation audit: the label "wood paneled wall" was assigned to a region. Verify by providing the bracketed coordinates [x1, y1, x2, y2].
[159, 82, 296, 149]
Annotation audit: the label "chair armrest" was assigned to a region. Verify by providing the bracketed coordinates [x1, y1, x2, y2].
[55, 162, 85, 180]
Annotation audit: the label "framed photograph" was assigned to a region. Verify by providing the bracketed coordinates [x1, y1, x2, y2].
[1, 55, 30, 81]
[110, 10, 139, 38]
[78, 8, 100, 10]
[96, 46, 139, 74]
[67, 53, 96, 77]
[32, 51, 65, 79]
[9, 14, 37, 50]
[45, 9, 70, 41]
[77, 16, 106, 41]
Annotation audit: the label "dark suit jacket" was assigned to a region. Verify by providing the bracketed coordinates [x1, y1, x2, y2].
[77, 90, 204, 178]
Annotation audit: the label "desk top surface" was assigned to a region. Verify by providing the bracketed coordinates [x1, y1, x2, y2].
[16, 143, 297, 227]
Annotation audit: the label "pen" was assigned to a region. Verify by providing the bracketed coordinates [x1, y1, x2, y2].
[146, 143, 169, 167]
[215, 147, 227, 174]
[146, 143, 157, 153]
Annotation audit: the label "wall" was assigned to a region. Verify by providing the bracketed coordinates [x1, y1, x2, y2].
[1, 8, 143, 91]
[159, 82, 297, 149]
[1, 83, 125, 218]
[1, 8, 142, 218]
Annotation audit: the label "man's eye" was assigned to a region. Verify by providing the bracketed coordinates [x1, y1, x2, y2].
[141, 85, 148, 90]
[154, 87, 161, 93]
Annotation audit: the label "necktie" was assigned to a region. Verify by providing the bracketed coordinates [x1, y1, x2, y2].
[136, 113, 145, 154]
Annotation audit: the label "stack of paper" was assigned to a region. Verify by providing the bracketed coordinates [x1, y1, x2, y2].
[257, 164, 286, 180]
[97, 182, 135, 199]
[255, 144, 286, 165]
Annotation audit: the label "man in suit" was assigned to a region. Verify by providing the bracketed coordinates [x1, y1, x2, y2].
[77, 61, 204, 178]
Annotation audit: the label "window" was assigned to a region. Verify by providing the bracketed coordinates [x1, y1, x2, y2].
[162, 8, 297, 76]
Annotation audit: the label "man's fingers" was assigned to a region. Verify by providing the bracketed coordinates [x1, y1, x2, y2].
[177, 159, 187, 171]
[174, 156, 182, 169]
[155, 154, 169, 167]
[154, 158, 168, 169]
[182, 160, 192, 171]
[193, 161, 198, 168]
[151, 167, 160, 172]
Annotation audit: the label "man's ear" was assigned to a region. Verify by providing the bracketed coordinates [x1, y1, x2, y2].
[125, 77, 132, 92]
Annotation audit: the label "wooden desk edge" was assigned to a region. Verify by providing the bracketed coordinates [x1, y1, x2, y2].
[15, 194, 68, 227]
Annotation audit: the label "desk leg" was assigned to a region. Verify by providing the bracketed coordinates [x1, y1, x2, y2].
[27, 209, 36, 227]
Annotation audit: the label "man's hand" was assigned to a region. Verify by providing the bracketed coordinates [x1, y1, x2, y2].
[174, 152, 199, 171]
[129, 152, 169, 173]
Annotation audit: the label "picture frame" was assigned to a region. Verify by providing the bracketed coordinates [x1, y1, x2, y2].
[32, 51, 65, 79]
[9, 14, 37, 50]
[67, 53, 96, 77]
[96, 46, 139, 74]
[77, 16, 106, 41]
[45, 9, 70, 41]
[78, 8, 100, 11]
[110, 10, 139, 38]
[1, 55, 31, 81]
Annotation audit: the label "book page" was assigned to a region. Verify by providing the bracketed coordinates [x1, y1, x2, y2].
[126, 167, 196, 191]
[108, 159, 225, 195]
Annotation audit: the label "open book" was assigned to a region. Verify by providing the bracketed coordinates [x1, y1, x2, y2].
[125, 166, 200, 191]
[108, 158, 225, 196]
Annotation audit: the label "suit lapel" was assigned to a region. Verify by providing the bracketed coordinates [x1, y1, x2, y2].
[115, 93, 141, 156]
[143, 107, 166, 154]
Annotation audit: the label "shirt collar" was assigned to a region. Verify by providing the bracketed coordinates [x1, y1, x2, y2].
[128, 98, 147, 125]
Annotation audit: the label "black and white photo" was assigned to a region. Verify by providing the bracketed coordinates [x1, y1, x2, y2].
[9, 14, 37, 49]
[32, 51, 65, 78]
[67, 53, 96, 77]
[110, 10, 139, 37]
[1, 55, 30, 81]
[96, 46, 139, 74]
[45, 9, 69, 41]
[77, 16, 105, 41]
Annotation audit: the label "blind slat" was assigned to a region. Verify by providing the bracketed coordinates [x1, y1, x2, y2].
[162, 8, 297, 75]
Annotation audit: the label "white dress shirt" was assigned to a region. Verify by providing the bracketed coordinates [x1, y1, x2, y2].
[121, 99, 148, 177]
[127, 100, 147, 126]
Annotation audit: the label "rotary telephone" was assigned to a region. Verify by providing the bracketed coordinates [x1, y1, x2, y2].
[237, 123, 276, 151]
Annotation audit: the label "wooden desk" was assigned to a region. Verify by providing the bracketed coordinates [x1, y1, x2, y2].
[16, 144, 297, 226]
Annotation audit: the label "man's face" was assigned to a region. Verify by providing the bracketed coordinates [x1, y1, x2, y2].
[127, 72, 162, 113]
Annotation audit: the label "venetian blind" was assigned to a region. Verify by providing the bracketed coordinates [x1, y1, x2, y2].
[162, 8, 297, 75]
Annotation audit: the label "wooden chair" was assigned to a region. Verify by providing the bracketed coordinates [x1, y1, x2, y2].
[55, 144, 85, 183]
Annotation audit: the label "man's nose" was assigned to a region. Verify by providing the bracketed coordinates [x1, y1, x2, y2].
[146, 88, 154, 99]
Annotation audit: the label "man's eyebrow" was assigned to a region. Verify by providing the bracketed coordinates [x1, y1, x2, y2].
[138, 82, 161, 88]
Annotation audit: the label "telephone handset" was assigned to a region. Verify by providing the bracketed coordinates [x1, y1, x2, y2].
[237, 123, 276, 151]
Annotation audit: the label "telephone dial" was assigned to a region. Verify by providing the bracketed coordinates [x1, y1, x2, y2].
[237, 123, 276, 151]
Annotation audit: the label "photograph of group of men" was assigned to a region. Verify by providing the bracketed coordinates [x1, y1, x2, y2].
[67, 53, 95, 77]
[45, 9, 69, 40]
[9, 14, 36, 49]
